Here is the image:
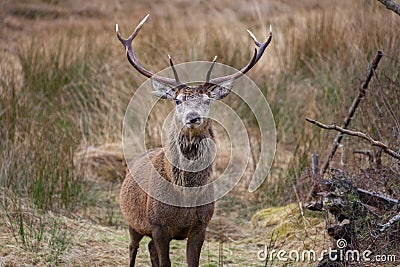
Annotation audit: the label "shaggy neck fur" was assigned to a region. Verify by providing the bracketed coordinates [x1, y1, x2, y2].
[166, 121, 215, 187]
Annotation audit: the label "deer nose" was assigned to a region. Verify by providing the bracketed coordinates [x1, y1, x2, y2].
[186, 112, 202, 124]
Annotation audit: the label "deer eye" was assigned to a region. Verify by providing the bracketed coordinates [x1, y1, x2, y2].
[175, 99, 182, 105]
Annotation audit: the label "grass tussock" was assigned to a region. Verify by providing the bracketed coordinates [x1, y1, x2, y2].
[0, 0, 399, 266]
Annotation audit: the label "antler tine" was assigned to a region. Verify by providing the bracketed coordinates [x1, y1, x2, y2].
[246, 29, 261, 47]
[168, 55, 181, 84]
[206, 56, 218, 83]
[116, 14, 178, 85]
[116, 14, 149, 45]
[208, 26, 272, 85]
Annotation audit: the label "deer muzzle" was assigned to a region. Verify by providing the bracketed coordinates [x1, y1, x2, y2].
[185, 112, 203, 128]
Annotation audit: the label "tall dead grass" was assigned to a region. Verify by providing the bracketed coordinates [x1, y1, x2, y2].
[0, 0, 399, 265]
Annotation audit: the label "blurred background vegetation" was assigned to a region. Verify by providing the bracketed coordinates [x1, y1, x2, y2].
[0, 0, 399, 266]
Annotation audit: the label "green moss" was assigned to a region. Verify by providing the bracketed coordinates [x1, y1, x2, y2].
[252, 203, 325, 245]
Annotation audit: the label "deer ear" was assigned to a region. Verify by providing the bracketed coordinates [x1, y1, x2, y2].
[151, 78, 177, 100]
[208, 79, 234, 100]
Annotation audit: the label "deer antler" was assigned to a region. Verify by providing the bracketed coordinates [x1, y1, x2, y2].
[116, 14, 179, 85]
[117, 15, 272, 86]
[207, 25, 272, 84]
[206, 56, 218, 83]
[168, 54, 182, 85]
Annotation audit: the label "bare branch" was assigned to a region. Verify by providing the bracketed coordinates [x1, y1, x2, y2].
[377, 0, 400, 16]
[320, 51, 384, 174]
[357, 187, 399, 211]
[379, 212, 400, 232]
[353, 149, 373, 156]
[306, 117, 400, 160]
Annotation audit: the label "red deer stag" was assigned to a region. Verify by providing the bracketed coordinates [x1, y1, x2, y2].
[116, 14, 271, 267]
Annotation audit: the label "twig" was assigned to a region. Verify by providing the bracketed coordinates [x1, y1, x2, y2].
[374, 147, 382, 169]
[373, 70, 400, 138]
[353, 149, 374, 166]
[292, 184, 308, 230]
[311, 154, 319, 175]
[377, 0, 400, 16]
[356, 187, 399, 211]
[379, 212, 400, 232]
[353, 149, 373, 156]
[306, 118, 400, 160]
[306, 154, 320, 203]
[319, 51, 384, 174]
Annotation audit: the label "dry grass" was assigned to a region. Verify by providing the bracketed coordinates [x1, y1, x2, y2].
[0, 0, 399, 266]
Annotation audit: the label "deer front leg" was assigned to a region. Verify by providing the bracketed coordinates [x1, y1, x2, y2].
[128, 226, 143, 267]
[148, 239, 159, 267]
[151, 225, 171, 267]
[186, 226, 206, 267]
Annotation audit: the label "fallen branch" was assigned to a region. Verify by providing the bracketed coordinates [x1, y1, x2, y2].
[377, 0, 400, 16]
[319, 51, 384, 174]
[379, 212, 400, 232]
[306, 117, 400, 160]
[357, 187, 399, 211]
[311, 172, 400, 266]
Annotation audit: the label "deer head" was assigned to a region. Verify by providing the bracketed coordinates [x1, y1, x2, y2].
[116, 14, 272, 135]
